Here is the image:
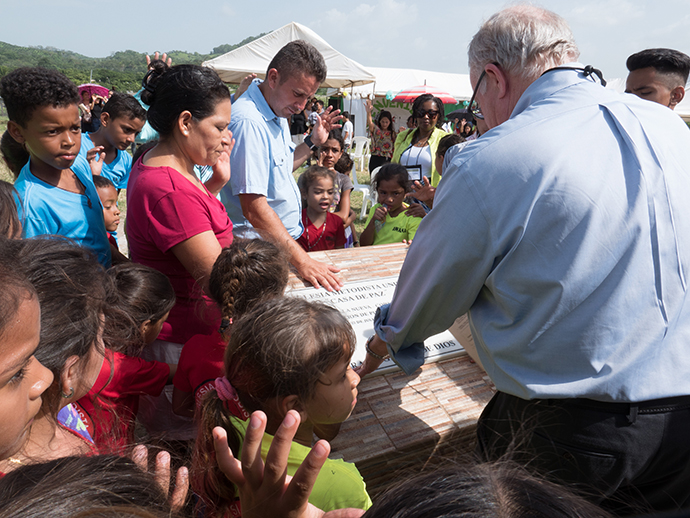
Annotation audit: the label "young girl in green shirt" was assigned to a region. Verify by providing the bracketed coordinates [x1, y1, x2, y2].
[360, 163, 423, 246]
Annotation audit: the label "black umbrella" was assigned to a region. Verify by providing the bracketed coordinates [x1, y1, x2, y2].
[445, 108, 474, 123]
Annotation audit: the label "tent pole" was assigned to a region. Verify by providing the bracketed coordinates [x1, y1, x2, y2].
[349, 82, 353, 113]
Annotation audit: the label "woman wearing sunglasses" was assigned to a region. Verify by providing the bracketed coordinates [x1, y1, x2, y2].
[391, 93, 450, 188]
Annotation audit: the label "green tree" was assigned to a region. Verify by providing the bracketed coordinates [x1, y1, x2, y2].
[0, 33, 269, 89]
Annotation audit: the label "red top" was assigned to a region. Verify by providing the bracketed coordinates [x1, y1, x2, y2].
[76, 349, 170, 449]
[173, 332, 226, 410]
[127, 155, 233, 343]
[297, 210, 346, 252]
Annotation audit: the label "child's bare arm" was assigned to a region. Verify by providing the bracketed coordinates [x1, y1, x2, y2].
[172, 385, 195, 418]
[359, 206, 387, 246]
[359, 218, 376, 246]
[166, 363, 177, 384]
[333, 189, 353, 225]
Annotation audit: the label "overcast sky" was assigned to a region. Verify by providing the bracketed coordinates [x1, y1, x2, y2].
[2, 0, 689, 81]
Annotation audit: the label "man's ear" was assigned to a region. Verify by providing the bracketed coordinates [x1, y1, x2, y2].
[177, 111, 194, 137]
[6, 121, 25, 145]
[101, 112, 111, 127]
[670, 85, 685, 108]
[484, 63, 509, 99]
[266, 68, 280, 89]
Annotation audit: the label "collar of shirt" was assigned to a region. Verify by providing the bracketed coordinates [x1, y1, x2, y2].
[511, 62, 599, 119]
[245, 80, 280, 124]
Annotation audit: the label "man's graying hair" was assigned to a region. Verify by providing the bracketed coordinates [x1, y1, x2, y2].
[267, 40, 327, 84]
[468, 5, 579, 82]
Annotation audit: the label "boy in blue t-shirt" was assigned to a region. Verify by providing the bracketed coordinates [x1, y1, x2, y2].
[79, 92, 146, 190]
[0, 67, 113, 267]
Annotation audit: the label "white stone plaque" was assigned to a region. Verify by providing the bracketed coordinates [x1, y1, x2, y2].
[289, 276, 466, 375]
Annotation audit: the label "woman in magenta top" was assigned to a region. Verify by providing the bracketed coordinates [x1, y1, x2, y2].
[127, 61, 234, 345]
[126, 61, 235, 439]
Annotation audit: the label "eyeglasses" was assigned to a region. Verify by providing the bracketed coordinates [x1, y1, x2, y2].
[467, 69, 487, 120]
[416, 109, 440, 119]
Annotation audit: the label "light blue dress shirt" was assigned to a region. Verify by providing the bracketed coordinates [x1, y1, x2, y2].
[374, 66, 690, 402]
[14, 156, 112, 267]
[221, 80, 303, 238]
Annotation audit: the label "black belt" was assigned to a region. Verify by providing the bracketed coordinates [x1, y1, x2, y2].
[541, 395, 690, 424]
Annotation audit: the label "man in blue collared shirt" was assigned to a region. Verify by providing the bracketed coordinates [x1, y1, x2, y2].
[221, 40, 343, 291]
[360, 5, 690, 513]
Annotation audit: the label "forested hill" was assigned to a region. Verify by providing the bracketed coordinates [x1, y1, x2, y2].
[0, 34, 267, 92]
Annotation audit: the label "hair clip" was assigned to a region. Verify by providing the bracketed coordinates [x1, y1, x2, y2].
[215, 377, 250, 421]
[219, 318, 232, 333]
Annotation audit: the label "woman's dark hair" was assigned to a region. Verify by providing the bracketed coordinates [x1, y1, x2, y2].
[0, 250, 37, 342]
[193, 297, 355, 518]
[106, 262, 176, 354]
[376, 109, 396, 135]
[0, 455, 182, 518]
[0, 237, 112, 415]
[298, 165, 336, 200]
[411, 93, 445, 129]
[1, 130, 29, 178]
[0, 67, 79, 128]
[140, 62, 230, 137]
[362, 461, 612, 518]
[437, 133, 466, 158]
[0, 180, 21, 238]
[373, 162, 410, 193]
[103, 92, 147, 122]
[208, 238, 289, 323]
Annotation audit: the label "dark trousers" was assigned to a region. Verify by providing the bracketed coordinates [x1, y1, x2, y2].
[477, 391, 690, 516]
[368, 154, 389, 174]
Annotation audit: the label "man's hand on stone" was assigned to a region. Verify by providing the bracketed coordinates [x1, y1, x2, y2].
[295, 255, 343, 292]
[355, 335, 388, 377]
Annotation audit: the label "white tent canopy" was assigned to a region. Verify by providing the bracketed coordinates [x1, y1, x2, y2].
[330, 66, 474, 101]
[203, 22, 375, 89]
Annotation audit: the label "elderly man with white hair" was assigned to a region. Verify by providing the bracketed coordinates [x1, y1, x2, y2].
[356, 4, 690, 514]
